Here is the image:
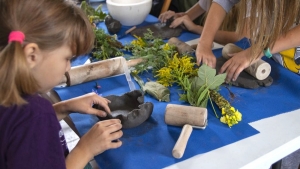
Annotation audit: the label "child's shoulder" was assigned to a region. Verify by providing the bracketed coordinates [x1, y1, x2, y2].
[22, 94, 55, 117]
[0, 94, 55, 122]
[0, 94, 58, 143]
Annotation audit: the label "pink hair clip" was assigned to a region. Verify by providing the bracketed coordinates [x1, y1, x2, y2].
[8, 31, 25, 44]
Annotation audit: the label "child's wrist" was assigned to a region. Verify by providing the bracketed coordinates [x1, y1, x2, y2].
[263, 48, 272, 58]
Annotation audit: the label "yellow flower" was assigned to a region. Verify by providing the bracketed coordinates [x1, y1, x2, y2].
[168, 53, 180, 70]
[221, 108, 226, 115]
[219, 106, 242, 127]
[131, 35, 146, 47]
[220, 116, 226, 124]
[163, 43, 171, 51]
[235, 110, 242, 121]
[156, 67, 174, 87]
[155, 53, 197, 87]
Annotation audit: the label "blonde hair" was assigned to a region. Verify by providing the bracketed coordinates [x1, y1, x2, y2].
[236, 0, 300, 59]
[0, 0, 95, 106]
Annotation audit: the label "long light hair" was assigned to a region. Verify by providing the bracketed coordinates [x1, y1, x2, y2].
[236, 0, 300, 59]
[0, 0, 95, 106]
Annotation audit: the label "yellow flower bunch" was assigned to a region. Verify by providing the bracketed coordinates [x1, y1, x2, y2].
[220, 106, 242, 127]
[131, 35, 146, 47]
[156, 67, 173, 86]
[156, 53, 197, 87]
[163, 43, 171, 51]
[209, 90, 242, 127]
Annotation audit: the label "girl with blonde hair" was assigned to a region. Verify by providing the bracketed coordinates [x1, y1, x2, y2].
[196, 0, 300, 81]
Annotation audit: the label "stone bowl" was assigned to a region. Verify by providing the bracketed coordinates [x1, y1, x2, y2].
[106, 0, 152, 26]
[93, 90, 154, 128]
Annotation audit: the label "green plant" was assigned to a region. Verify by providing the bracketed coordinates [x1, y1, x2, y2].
[180, 64, 226, 108]
[209, 90, 242, 127]
[124, 29, 177, 74]
[92, 29, 123, 60]
[80, 1, 107, 23]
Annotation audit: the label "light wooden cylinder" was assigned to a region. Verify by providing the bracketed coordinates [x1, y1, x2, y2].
[168, 37, 195, 55]
[172, 124, 193, 159]
[165, 104, 207, 127]
[222, 43, 271, 80]
[59, 57, 144, 86]
[65, 57, 126, 86]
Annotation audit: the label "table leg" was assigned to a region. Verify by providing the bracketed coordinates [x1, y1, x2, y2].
[271, 159, 282, 169]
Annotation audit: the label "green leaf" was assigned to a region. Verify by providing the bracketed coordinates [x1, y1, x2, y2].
[179, 94, 187, 102]
[208, 73, 226, 89]
[200, 94, 209, 107]
[196, 86, 209, 107]
[197, 64, 215, 86]
[192, 77, 205, 90]
[196, 84, 206, 99]
[131, 73, 145, 91]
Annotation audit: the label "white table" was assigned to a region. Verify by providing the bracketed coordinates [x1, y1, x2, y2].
[165, 109, 300, 169]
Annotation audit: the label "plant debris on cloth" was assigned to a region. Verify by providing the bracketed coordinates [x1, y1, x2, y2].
[125, 29, 178, 74]
[91, 29, 124, 61]
[131, 73, 170, 102]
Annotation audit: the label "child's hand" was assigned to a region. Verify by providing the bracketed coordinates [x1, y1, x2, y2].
[55, 92, 111, 119]
[158, 10, 175, 23]
[169, 15, 197, 31]
[219, 48, 255, 82]
[158, 11, 185, 23]
[196, 42, 216, 68]
[75, 119, 123, 159]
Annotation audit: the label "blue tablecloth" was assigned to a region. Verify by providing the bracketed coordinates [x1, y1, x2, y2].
[54, 15, 300, 169]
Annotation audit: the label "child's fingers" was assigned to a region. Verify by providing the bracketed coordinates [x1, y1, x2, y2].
[93, 98, 111, 113]
[109, 140, 123, 149]
[92, 109, 107, 117]
[110, 130, 123, 141]
[105, 122, 123, 133]
[98, 119, 121, 127]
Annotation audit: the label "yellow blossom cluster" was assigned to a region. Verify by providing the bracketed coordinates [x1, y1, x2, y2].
[209, 90, 242, 127]
[156, 53, 197, 87]
[162, 43, 171, 51]
[220, 106, 242, 127]
[131, 35, 146, 47]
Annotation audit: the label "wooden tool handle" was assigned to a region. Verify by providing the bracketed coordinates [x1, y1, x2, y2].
[172, 124, 193, 159]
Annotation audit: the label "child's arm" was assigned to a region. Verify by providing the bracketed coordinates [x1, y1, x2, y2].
[53, 92, 110, 121]
[196, 2, 227, 68]
[66, 119, 122, 169]
[158, 2, 205, 23]
[170, 14, 243, 45]
[185, 2, 205, 21]
[219, 25, 300, 82]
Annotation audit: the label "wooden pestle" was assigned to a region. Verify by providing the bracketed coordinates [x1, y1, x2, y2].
[222, 43, 271, 80]
[165, 104, 207, 159]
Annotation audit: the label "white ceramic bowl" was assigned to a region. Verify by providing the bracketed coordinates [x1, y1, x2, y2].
[106, 0, 152, 26]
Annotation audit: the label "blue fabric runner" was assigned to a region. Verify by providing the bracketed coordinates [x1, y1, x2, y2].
[54, 15, 300, 169]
